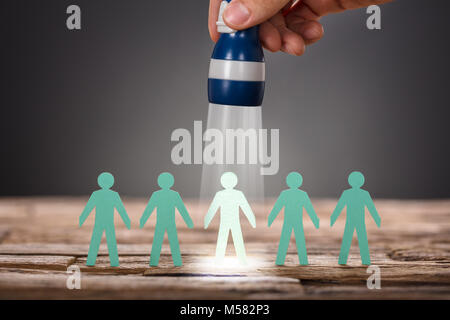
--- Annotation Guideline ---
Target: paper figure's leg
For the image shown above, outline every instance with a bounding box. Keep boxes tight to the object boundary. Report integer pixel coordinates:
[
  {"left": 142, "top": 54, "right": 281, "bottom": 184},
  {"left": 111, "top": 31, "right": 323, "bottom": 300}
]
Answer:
[
  {"left": 293, "top": 225, "right": 308, "bottom": 265},
  {"left": 86, "top": 227, "right": 104, "bottom": 266},
  {"left": 167, "top": 225, "right": 182, "bottom": 267},
  {"left": 231, "top": 226, "right": 247, "bottom": 264},
  {"left": 356, "top": 225, "right": 371, "bottom": 265},
  {"left": 105, "top": 226, "right": 119, "bottom": 267},
  {"left": 215, "top": 225, "right": 230, "bottom": 262},
  {"left": 150, "top": 227, "right": 165, "bottom": 266},
  {"left": 338, "top": 224, "right": 355, "bottom": 265},
  {"left": 275, "top": 224, "right": 292, "bottom": 265}
]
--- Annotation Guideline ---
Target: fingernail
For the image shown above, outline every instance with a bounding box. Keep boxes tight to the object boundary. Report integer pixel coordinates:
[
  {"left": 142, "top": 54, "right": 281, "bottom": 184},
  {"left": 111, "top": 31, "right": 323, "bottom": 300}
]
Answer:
[
  {"left": 283, "top": 42, "right": 305, "bottom": 56},
  {"left": 224, "top": 1, "right": 251, "bottom": 26}
]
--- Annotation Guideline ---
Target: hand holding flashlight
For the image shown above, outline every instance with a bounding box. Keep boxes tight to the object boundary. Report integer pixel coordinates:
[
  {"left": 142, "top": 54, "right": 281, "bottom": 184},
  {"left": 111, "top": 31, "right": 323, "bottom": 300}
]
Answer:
[{"left": 208, "top": 0, "right": 392, "bottom": 56}]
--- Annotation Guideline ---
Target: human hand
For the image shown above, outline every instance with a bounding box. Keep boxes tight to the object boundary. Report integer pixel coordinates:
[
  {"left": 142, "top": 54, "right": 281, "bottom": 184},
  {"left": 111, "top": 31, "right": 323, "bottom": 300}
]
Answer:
[{"left": 209, "top": 0, "right": 392, "bottom": 56}]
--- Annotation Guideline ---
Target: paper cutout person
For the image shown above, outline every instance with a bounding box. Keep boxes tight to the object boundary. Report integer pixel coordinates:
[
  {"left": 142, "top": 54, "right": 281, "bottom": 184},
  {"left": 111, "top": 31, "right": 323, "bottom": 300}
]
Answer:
[
  {"left": 204, "top": 172, "right": 256, "bottom": 264},
  {"left": 140, "top": 172, "right": 194, "bottom": 267},
  {"left": 330, "top": 171, "right": 381, "bottom": 265},
  {"left": 79, "top": 172, "right": 131, "bottom": 267},
  {"left": 268, "top": 172, "right": 320, "bottom": 266}
]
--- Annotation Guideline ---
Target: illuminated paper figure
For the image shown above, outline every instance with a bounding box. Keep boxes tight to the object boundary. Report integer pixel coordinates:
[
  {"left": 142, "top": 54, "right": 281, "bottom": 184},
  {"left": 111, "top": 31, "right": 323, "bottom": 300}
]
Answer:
[
  {"left": 330, "top": 171, "right": 381, "bottom": 265},
  {"left": 140, "top": 172, "right": 194, "bottom": 267},
  {"left": 204, "top": 172, "right": 256, "bottom": 264},
  {"left": 79, "top": 172, "right": 131, "bottom": 267},
  {"left": 268, "top": 172, "right": 320, "bottom": 265}
]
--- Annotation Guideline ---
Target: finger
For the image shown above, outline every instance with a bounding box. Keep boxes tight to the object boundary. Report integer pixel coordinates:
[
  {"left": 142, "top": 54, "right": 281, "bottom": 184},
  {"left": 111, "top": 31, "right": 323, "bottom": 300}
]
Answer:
[
  {"left": 209, "top": 0, "right": 223, "bottom": 42},
  {"left": 287, "top": 20, "right": 324, "bottom": 45},
  {"left": 287, "top": 1, "right": 320, "bottom": 21},
  {"left": 259, "top": 21, "right": 282, "bottom": 52},
  {"left": 223, "top": 0, "right": 291, "bottom": 30},
  {"left": 279, "top": 25, "right": 306, "bottom": 56},
  {"left": 270, "top": 13, "right": 305, "bottom": 56}
]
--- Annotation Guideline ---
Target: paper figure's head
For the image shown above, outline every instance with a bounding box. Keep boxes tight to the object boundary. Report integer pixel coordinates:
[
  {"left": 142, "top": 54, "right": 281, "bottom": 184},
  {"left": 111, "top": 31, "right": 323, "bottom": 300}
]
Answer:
[
  {"left": 221, "top": 172, "right": 238, "bottom": 189},
  {"left": 158, "top": 172, "right": 174, "bottom": 189},
  {"left": 98, "top": 172, "right": 114, "bottom": 189},
  {"left": 287, "top": 171, "right": 303, "bottom": 189},
  {"left": 348, "top": 171, "right": 365, "bottom": 188}
]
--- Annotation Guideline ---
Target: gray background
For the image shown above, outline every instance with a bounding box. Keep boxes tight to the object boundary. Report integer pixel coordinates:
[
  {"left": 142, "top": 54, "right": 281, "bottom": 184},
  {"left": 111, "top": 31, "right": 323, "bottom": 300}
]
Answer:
[{"left": 2, "top": 0, "right": 449, "bottom": 199}]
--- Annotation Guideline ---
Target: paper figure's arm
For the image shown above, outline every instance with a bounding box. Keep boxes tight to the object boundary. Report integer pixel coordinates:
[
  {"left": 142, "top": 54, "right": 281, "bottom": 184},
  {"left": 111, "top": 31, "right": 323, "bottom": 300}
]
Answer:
[
  {"left": 240, "top": 192, "right": 256, "bottom": 228},
  {"left": 365, "top": 191, "right": 381, "bottom": 228},
  {"left": 330, "top": 192, "right": 346, "bottom": 227},
  {"left": 176, "top": 193, "right": 194, "bottom": 229},
  {"left": 79, "top": 193, "right": 96, "bottom": 227},
  {"left": 140, "top": 194, "right": 157, "bottom": 228},
  {"left": 304, "top": 193, "right": 320, "bottom": 229},
  {"left": 268, "top": 193, "right": 284, "bottom": 227},
  {"left": 204, "top": 194, "right": 220, "bottom": 229},
  {"left": 115, "top": 193, "right": 131, "bottom": 229}
]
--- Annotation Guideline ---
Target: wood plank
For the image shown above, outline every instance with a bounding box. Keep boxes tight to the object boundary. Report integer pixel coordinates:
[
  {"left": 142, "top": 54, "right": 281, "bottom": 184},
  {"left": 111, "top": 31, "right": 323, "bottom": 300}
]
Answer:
[
  {"left": 260, "top": 263, "right": 450, "bottom": 285},
  {"left": 0, "top": 198, "right": 31, "bottom": 218},
  {"left": 0, "top": 267, "right": 68, "bottom": 275},
  {"left": 0, "top": 197, "right": 448, "bottom": 299},
  {"left": 0, "top": 272, "right": 303, "bottom": 299},
  {"left": 76, "top": 256, "right": 149, "bottom": 275},
  {"left": 0, "top": 255, "right": 76, "bottom": 271},
  {"left": 302, "top": 283, "right": 450, "bottom": 299},
  {"left": 387, "top": 246, "right": 450, "bottom": 262},
  {"left": 0, "top": 244, "right": 150, "bottom": 256},
  {"left": 0, "top": 227, "right": 9, "bottom": 243},
  {"left": 0, "top": 243, "right": 279, "bottom": 257},
  {"left": 0, "top": 243, "right": 220, "bottom": 256},
  {"left": 0, "top": 270, "right": 448, "bottom": 299}
]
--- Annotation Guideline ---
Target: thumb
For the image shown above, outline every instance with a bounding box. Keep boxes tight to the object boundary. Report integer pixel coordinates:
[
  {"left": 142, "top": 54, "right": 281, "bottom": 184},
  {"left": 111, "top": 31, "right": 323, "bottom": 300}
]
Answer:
[{"left": 223, "top": 0, "right": 291, "bottom": 30}]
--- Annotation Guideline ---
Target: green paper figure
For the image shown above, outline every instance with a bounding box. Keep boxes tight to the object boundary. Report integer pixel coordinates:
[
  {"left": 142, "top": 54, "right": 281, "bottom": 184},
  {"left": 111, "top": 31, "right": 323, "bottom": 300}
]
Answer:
[
  {"left": 330, "top": 171, "right": 381, "bottom": 265},
  {"left": 268, "top": 172, "right": 320, "bottom": 266},
  {"left": 140, "top": 172, "right": 194, "bottom": 267},
  {"left": 204, "top": 172, "right": 256, "bottom": 264},
  {"left": 79, "top": 172, "right": 131, "bottom": 267}
]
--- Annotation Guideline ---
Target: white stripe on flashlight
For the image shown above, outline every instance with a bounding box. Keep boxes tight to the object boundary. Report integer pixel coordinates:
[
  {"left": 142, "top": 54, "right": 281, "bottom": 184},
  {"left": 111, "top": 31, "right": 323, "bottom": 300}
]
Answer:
[{"left": 209, "top": 59, "right": 265, "bottom": 82}]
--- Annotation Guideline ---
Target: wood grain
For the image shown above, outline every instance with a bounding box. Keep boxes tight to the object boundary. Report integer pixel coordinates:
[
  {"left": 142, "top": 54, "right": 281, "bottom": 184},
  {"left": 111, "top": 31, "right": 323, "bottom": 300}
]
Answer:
[
  {"left": 0, "top": 255, "right": 76, "bottom": 271},
  {"left": 0, "top": 197, "right": 448, "bottom": 299}
]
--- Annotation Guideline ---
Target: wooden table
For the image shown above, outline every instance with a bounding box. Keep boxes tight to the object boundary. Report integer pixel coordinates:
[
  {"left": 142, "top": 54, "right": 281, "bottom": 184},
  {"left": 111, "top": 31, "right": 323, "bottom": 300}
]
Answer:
[{"left": 0, "top": 197, "right": 449, "bottom": 299}]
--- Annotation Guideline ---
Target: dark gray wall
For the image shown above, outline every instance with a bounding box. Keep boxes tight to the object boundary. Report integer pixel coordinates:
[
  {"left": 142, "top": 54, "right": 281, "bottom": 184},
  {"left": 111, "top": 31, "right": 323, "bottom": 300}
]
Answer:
[{"left": 2, "top": 0, "right": 449, "bottom": 198}]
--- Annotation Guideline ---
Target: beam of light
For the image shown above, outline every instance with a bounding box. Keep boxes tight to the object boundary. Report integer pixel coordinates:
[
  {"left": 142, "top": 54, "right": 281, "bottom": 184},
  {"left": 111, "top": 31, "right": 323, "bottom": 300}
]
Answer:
[{"left": 200, "top": 104, "right": 264, "bottom": 204}]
